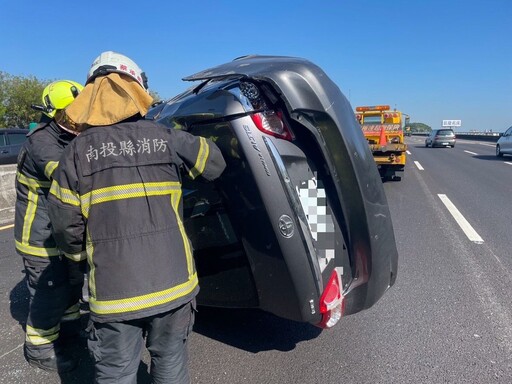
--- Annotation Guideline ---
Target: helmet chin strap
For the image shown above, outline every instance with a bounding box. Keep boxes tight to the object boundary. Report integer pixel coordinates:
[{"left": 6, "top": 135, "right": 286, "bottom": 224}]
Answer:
[{"left": 57, "top": 122, "right": 79, "bottom": 136}]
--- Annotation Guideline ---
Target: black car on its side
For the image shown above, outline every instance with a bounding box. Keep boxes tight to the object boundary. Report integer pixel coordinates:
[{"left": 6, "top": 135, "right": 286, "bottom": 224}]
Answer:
[
  {"left": 0, "top": 128, "right": 29, "bottom": 165},
  {"left": 146, "top": 55, "right": 399, "bottom": 329}
]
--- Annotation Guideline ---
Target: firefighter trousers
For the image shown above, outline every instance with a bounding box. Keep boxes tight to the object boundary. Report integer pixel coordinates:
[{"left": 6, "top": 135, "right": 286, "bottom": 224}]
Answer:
[
  {"left": 22, "top": 255, "right": 84, "bottom": 359},
  {"left": 87, "top": 300, "right": 196, "bottom": 384}
]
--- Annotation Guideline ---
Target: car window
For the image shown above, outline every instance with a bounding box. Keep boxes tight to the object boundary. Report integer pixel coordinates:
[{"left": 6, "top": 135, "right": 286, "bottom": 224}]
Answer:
[
  {"left": 437, "top": 129, "right": 454, "bottom": 136},
  {"left": 7, "top": 132, "right": 27, "bottom": 145},
  {"left": 0, "top": 133, "right": 6, "bottom": 146},
  {"left": 362, "top": 116, "right": 382, "bottom": 124},
  {"left": 182, "top": 122, "right": 239, "bottom": 250}
]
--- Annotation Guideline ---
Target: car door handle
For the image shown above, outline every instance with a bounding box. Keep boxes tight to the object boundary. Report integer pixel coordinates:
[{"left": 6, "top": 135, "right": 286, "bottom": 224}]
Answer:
[{"left": 1, "top": 150, "right": 9, "bottom": 154}]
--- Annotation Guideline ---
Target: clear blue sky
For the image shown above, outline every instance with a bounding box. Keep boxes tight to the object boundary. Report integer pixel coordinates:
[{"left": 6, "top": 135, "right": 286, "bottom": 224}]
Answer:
[{"left": 1, "top": 0, "right": 510, "bottom": 132}]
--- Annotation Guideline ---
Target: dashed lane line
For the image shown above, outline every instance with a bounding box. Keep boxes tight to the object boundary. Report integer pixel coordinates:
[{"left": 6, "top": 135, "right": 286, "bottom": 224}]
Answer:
[
  {"left": 406, "top": 150, "right": 411, "bottom": 155},
  {"left": 414, "top": 161, "right": 424, "bottom": 170},
  {"left": 438, "top": 194, "right": 484, "bottom": 244},
  {"left": 464, "top": 150, "right": 478, "bottom": 155},
  {"left": 0, "top": 224, "right": 14, "bottom": 231},
  {"left": 505, "top": 162, "right": 512, "bottom": 166}
]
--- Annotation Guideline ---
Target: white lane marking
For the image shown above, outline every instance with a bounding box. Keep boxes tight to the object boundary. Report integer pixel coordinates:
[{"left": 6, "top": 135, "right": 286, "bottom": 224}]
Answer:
[
  {"left": 505, "top": 162, "right": 512, "bottom": 166},
  {"left": 406, "top": 150, "right": 411, "bottom": 155},
  {"left": 438, "top": 194, "right": 484, "bottom": 244},
  {"left": 415, "top": 173, "right": 512, "bottom": 355},
  {"left": 0, "top": 224, "right": 14, "bottom": 231},
  {"left": 414, "top": 161, "right": 424, "bottom": 170},
  {"left": 479, "top": 143, "right": 497, "bottom": 147},
  {"left": 464, "top": 150, "right": 478, "bottom": 155}
]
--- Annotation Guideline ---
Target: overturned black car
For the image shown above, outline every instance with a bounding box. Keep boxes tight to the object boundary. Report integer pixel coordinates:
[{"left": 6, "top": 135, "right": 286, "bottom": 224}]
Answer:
[{"left": 146, "top": 55, "right": 398, "bottom": 329}]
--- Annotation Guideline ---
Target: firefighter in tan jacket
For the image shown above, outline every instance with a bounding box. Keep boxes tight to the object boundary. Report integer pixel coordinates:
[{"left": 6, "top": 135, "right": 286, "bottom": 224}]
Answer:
[{"left": 48, "top": 51, "right": 226, "bottom": 384}]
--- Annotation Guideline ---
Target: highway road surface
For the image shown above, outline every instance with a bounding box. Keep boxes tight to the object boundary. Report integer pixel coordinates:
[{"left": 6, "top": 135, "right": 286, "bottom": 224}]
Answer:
[{"left": 1, "top": 136, "right": 511, "bottom": 383}]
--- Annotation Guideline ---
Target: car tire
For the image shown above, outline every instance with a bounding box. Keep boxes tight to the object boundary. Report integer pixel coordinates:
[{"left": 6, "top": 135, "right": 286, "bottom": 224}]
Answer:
[
  {"left": 425, "top": 141, "right": 428, "bottom": 148},
  {"left": 496, "top": 145, "right": 503, "bottom": 157},
  {"left": 451, "top": 145, "right": 455, "bottom": 148}
]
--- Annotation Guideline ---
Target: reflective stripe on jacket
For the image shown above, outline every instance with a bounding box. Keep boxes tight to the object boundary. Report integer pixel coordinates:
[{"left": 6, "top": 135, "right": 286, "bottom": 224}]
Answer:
[
  {"left": 48, "top": 119, "right": 226, "bottom": 323},
  {"left": 14, "top": 122, "right": 75, "bottom": 257}
]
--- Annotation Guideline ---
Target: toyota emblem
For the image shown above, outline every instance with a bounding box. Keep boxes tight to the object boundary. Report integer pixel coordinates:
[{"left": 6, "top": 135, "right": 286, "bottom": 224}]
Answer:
[{"left": 278, "top": 215, "right": 294, "bottom": 238}]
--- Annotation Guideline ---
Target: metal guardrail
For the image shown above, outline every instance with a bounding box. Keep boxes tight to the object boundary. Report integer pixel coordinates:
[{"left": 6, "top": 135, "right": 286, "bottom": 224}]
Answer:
[{"left": 411, "top": 132, "right": 501, "bottom": 143}]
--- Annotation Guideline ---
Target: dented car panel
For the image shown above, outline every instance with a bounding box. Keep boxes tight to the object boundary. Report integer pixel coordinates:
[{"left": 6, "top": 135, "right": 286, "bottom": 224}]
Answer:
[{"left": 146, "top": 55, "right": 398, "bottom": 326}]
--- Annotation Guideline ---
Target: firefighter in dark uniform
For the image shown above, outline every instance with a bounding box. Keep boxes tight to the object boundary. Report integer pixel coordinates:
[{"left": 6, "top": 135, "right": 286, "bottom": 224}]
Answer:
[
  {"left": 48, "top": 51, "right": 226, "bottom": 384},
  {"left": 14, "top": 80, "right": 85, "bottom": 372}
]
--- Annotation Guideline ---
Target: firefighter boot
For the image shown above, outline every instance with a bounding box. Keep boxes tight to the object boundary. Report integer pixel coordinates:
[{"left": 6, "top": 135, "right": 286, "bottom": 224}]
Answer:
[{"left": 24, "top": 344, "right": 78, "bottom": 373}]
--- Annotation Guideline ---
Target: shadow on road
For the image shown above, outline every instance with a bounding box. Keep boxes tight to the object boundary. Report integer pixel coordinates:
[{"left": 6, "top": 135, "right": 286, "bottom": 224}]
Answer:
[
  {"left": 9, "top": 277, "right": 152, "bottom": 383},
  {"left": 193, "top": 306, "right": 322, "bottom": 353},
  {"left": 9, "top": 277, "right": 29, "bottom": 326},
  {"left": 472, "top": 155, "right": 510, "bottom": 162},
  {"left": 9, "top": 275, "right": 321, "bottom": 381},
  {"left": 413, "top": 145, "right": 455, "bottom": 149}
]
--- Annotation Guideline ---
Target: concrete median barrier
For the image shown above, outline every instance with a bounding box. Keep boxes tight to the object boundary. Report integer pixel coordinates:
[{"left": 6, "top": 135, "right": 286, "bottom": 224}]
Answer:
[{"left": 0, "top": 164, "right": 16, "bottom": 225}]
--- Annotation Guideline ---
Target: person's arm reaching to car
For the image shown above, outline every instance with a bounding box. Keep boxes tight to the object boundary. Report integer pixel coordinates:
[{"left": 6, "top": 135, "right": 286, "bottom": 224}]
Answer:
[{"left": 169, "top": 128, "right": 226, "bottom": 181}]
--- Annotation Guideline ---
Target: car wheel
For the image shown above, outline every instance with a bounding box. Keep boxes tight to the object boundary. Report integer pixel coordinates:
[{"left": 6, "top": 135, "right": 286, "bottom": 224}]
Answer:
[
  {"left": 496, "top": 145, "right": 503, "bottom": 157},
  {"left": 451, "top": 145, "right": 455, "bottom": 148},
  {"left": 425, "top": 141, "right": 428, "bottom": 148}
]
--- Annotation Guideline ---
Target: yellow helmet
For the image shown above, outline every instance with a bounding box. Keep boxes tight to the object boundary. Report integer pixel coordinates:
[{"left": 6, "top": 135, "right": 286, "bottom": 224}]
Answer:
[{"left": 41, "top": 80, "right": 84, "bottom": 118}]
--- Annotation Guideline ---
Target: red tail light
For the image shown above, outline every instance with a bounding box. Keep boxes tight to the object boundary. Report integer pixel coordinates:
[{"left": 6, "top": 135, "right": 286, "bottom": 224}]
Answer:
[
  {"left": 251, "top": 111, "right": 293, "bottom": 141},
  {"left": 317, "top": 267, "right": 345, "bottom": 329}
]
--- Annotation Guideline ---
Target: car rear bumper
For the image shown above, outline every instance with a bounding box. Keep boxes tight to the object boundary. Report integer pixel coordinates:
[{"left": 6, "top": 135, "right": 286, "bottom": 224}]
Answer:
[{"left": 432, "top": 139, "right": 456, "bottom": 147}]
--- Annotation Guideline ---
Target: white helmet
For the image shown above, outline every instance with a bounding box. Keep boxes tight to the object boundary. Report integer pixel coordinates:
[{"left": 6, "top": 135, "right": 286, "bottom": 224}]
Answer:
[{"left": 86, "top": 51, "right": 148, "bottom": 90}]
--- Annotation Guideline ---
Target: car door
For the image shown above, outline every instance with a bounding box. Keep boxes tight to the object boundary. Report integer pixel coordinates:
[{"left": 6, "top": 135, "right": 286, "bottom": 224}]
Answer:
[
  {"left": 0, "top": 131, "right": 10, "bottom": 164},
  {"left": 428, "top": 130, "right": 436, "bottom": 146},
  {"left": 503, "top": 127, "right": 512, "bottom": 154},
  {"left": 0, "top": 130, "right": 27, "bottom": 164}
]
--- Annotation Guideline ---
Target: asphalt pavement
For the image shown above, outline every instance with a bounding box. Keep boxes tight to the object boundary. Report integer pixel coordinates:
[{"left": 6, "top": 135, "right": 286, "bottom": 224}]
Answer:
[{"left": 0, "top": 225, "right": 153, "bottom": 384}]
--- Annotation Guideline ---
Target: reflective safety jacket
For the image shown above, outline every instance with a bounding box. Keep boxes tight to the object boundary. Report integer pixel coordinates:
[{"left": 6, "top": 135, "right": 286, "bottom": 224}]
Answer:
[
  {"left": 14, "top": 121, "right": 76, "bottom": 257},
  {"left": 48, "top": 119, "right": 226, "bottom": 323}
]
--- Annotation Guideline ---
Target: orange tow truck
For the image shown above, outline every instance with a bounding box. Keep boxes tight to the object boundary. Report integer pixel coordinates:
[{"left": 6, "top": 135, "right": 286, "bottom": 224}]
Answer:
[{"left": 355, "top": 105, "right": 408, "bottom": 181}]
